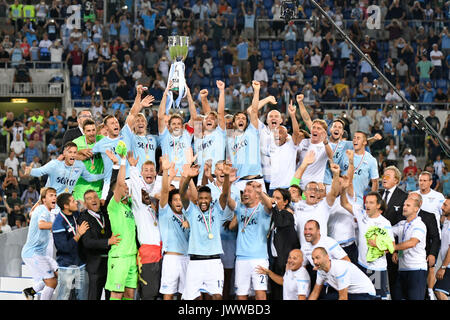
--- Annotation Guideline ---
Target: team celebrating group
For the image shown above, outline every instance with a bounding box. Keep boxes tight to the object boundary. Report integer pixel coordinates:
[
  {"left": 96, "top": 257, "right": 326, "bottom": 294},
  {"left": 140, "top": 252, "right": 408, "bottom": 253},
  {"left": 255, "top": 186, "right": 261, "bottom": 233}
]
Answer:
[{"left": 19, "top": 79, "right": 450, "bottom": 301}]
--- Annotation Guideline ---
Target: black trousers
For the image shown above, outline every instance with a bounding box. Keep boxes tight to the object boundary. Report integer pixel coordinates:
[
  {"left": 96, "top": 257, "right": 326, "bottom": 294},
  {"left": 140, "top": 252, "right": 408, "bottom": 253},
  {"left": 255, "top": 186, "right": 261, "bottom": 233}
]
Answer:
[
  {"left": 87, "top": 272, "right": 110, "bottom": 300},
  {"left": 138, "top": 261, "right": 162, "bottom": 300}
]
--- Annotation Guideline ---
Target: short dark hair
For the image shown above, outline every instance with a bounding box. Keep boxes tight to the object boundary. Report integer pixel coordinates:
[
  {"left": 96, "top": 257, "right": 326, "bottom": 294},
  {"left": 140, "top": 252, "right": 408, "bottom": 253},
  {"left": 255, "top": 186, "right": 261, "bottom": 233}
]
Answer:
[
  {"left": 306, "top": 219, "right": 320, "bottom": 230},
  {"left": 198, "top": 186, "right": 212, "bottom": 194},
  {"left": 366, "top": 191, "right": 386, "bottom": 213},
  {"left": 274, "top": 188, "right": 291, "bottom": 205},
  {"left": 83, "top": 189, "right": 97, "bottom": 200},
  {"left": 56, "top": 193, "right": 72, "bottom": 211},
  {"left": 168, "top": 189, "right": 180, "bottom": 204},
  {"left": 103, "top": 115, "right": 116, "bottom": 125},
  {"left": 64, "top": 141, "right": 78, "bottom": 151},
  {"left": 82, "top": 119, "right": 96, "bottom": 130}
]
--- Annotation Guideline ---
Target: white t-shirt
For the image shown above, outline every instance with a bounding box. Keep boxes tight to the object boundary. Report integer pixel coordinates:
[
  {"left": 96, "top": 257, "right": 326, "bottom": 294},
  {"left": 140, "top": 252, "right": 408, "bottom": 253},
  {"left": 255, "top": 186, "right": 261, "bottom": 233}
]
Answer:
[
  {"left": 296, "top": 139, "right": 328, "bottom": 190},
  {"left": 414, "top": 189, "right": 445, "bottom": 234},
  {"left": 301, "top": 235, "right": 348, "bottom": 266},
  {"left": 38, "top": 39, "right": 52, "bottom": 49},
  {"left": 385, "top": 145, "right": 398, "bottom": 160},
  {"left": 328, "top": 195, "right": 357, "bottom": 245},
  {"left": 310, "top": 53, "right": 321, "bottom": 67},
  {"left": 125, "top": 166, "right": 161, "bottom": 247},
  {"left": 269, "top": 138, "right": 298, "bottom": 189},
  {"left": 283, "top": 267, "right": 311, "bottom": 300},
  {"left": 10, "top": 140, "right": 26, "bottom": 156},
  {"left": 50, "top": 47, "right": 63, "bottom": 62},
  {"left": 254, "top": 68, "right": 268, "bottom": 82},
  {"left": 294, "top": 199, "right": 335, "bottom": 247},
  {"left": 392, "top": 216, "right": 427, "bottom": 271},
  {"left": 352, "top": 204, "right": 394, "bottom": 271},
  {"left": 430, "top": 50, "right": 443, "bottom": 67},
  {"left": 4, "top": 157, "right": 19, "bottom": 176},
  {"left": 316, "top": 259, "right": 376, "bottom": 296}
]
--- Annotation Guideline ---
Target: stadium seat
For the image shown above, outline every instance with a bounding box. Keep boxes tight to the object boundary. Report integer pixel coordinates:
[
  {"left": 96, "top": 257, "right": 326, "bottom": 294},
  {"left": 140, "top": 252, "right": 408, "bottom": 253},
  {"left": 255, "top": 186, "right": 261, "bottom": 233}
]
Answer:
[
  {"left": 70, "top": 76, "right": 80, "bottom": 86},
  {"left": 210, "top": 49, "right": 218, "bottom": 59},
  {"left": 259, "top": 41, "right": 270, "bottom": 51},
  {"left": 261, "top": 50, "right": 272, "bottom": 60},
  {"left": 264, "top": 59, "right": 274, "bottom": 70},
  {"left": 272, "top": 41, "right": 282, "bottom": 51},
  {"left": 212, "top": 67, "right": 223, "bottom": 77},
  {"left": 437, "top": 79, "right": 448, "bottom": 89},
  {"left": 201, "top": 77, "right": 211, "bottom": 87}
]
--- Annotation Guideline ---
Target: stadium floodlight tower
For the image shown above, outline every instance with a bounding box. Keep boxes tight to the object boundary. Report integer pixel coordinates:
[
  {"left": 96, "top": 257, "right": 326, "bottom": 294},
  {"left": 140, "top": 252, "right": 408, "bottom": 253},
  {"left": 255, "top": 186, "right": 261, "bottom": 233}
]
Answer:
[{"left": 282, "top": 0, "right": 450, "bottom": 157}]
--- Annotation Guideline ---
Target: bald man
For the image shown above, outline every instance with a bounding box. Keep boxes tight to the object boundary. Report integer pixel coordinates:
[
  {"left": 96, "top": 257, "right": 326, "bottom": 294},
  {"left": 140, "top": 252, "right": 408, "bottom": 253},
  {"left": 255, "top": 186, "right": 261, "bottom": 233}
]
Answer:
[
  {"left": 309, "top": 247, "right": 376, "bottom": 300},
  {"left": 256, "top": 249, "right": 311, "bottom": 300}
]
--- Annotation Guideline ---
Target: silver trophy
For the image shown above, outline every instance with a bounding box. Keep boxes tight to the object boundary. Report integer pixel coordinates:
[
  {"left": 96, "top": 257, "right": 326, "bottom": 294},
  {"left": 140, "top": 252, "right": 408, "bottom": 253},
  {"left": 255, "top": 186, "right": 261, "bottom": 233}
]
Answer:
[{"left": 167, "top": 36, "right": 189, "bottom": 93}]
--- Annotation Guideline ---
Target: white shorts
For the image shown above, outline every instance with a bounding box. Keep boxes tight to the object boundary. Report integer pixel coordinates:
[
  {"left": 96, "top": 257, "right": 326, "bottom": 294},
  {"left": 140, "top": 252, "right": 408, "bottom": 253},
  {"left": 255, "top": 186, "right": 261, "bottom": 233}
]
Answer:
[
  {"left": 234, "top": 178, "right": 266, "bottom": 193},
  {"left": 220, "top": 239, "right": 236, "bottom": 269},
  {"left": 182, "top": 258, "right": 224, "bottom": 300},
  {"left": 235, "top": 258, "right": 269, "bottom": 296},
  {"left": 72, "top": 64, "right": 82, "bottom": 76},
  {"left": 159, "top": 254, "right": 189, "bottom": 295},
  {"left": 23, "top": 255, "right": 58, "bottom": 283}
]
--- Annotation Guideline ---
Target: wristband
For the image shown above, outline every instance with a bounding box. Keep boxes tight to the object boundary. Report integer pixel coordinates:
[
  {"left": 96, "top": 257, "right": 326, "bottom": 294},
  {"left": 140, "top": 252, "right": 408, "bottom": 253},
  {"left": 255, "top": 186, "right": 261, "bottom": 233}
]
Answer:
[{"left": 120, "top": 159, "right": 126, "bottom": 166}]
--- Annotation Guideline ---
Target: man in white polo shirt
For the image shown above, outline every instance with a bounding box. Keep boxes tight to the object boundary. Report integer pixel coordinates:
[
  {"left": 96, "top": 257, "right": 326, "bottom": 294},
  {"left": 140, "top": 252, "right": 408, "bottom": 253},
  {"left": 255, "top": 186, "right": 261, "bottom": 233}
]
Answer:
[
  {"left": 391, "top": 197, "right": 428, "bottom": 300},
  {"left": 414, "top": 171, "right": 445, "bottom": 235},
  {"left": 340, "top": 190, "right": 394, "bottom": 300},
  {"left": 308, "top": 247, "right": 376, "bottom": 300},
  {"left": 293, "top": 163, "right": 341, "bottom": 248},
  {"left": 430, "top": 43, "right": 444, "bottom": 80}
]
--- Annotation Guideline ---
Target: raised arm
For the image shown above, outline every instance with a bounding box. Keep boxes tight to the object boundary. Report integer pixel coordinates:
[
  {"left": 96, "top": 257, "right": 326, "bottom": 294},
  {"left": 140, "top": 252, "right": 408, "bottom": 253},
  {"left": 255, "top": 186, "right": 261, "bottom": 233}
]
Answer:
[
  {"left": 345, "top": 149, "right": 355, "bottom": 197},
  {"left": 340, "top": 184, "right": 354, "bottom": 215},
  {"left": 200, "top": 89, "right": 211, "bottom": 114},
  {"left": 186, "top": 86, "right": 197, "bottom": 128},
  {"left": 113, "top": 153, "right": 128, "bottom": 203},
  {"left": 219, "top": 162, "right": 232, "bottom": 210},
  {"left": 249, "top": 81, "right": 261, "bottom": 129},
  {"left": 246, "top": 95, "right": 277, "bottom": 115},
  {"left": 179, "top": 164, "right": 199, "bottom": 209},
  {"left": 287, "top": 99, "right": 301, "bottom": 145},
  {"left": 159, "top": 154, "right": 173, "bottom": 208},
  {"left": 216, "top": 80, "right": 226, "bottom": 130},
  {"left": 326, "top": 163, "right": 341, "bottom": 206},
  {"left": 158, "top": 82, "right": 172, "bottom": 134},
  {"left": 296, "top": 94, "right": 312, "bottom": 131},
  {"left": 291, "top": 150, "right": 315, "bottom": 186},
  {"left": 126, "top": 85, "right": 155, "bottom": 127},
  {"left": 254, "top": 182, "right": 273, "bottom": 213}
]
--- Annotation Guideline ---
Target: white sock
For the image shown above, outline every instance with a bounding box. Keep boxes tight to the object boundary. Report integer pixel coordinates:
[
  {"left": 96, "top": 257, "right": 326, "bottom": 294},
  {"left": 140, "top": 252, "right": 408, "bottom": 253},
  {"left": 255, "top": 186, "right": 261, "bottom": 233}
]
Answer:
[
  {"left": 428, "top": 288, "right": 436, "bottom": 300},
  {"left": 32, "top": 281, "right": 45, "bottom": 293},
  {"left": 41, "top": 286, "right": 55, "bottom": 300}
]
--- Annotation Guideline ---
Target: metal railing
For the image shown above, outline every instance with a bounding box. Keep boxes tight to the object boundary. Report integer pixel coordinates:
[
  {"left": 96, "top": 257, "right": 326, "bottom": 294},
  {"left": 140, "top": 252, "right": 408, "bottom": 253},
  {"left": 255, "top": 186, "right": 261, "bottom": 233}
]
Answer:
[
  {"left": 255, "top": 17, "right": 449, "bottom": 41},
  {"left": 0, "top": 82, "right": 65, "bottom": 97},
  {"left": 0, "top": 61, "right": 67, "bottom": 70}
]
